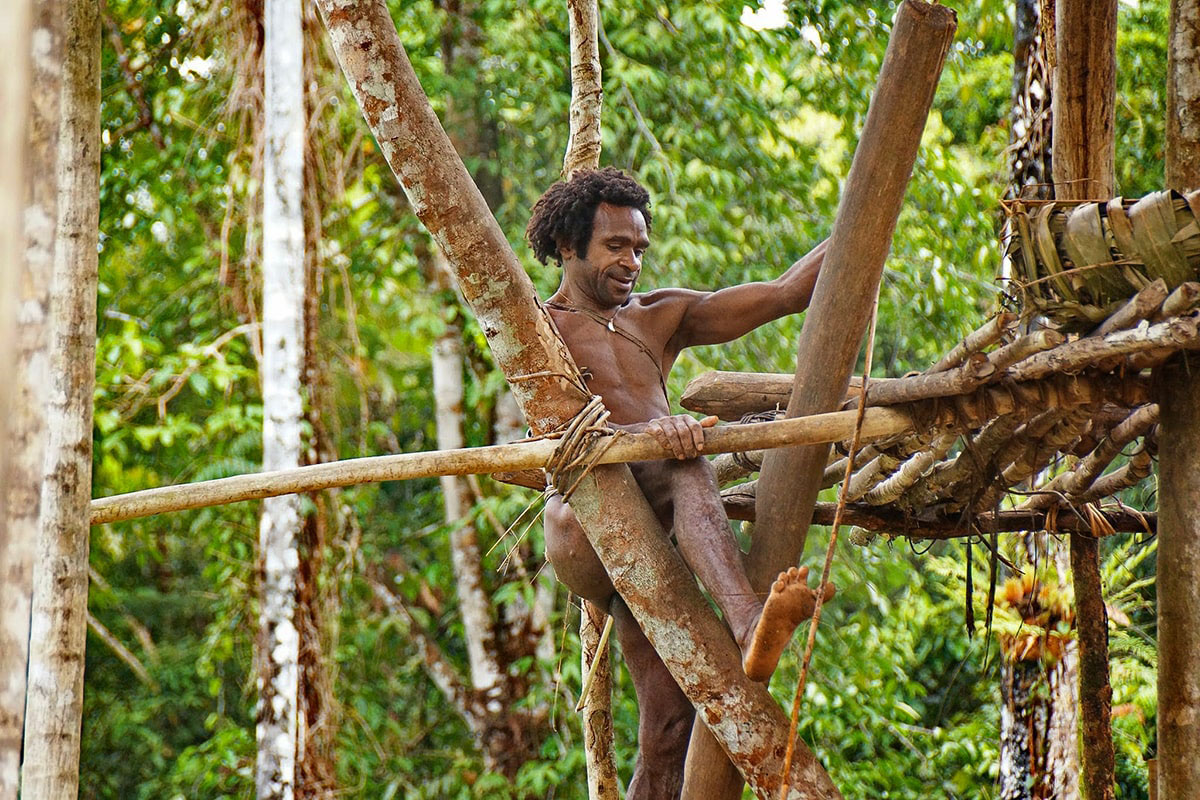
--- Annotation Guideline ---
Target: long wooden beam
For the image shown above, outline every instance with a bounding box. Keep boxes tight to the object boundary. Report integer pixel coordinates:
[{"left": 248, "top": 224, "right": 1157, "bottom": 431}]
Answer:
[
  {"left": 685, "top": 3, "right": 958, "bottom": 797},
  {"left": 90, "top": 407, "right": 914, "bottom": 525}
]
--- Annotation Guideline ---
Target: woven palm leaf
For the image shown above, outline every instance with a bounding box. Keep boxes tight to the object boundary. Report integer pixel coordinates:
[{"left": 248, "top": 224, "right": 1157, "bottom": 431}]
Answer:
[{"left": 1005, "top": 188, "right": 1200, "bottom": 328}]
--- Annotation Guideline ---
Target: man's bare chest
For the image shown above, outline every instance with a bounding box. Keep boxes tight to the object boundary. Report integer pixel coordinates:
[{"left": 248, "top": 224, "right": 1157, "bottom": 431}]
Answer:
[{"left": 548, "top": 307, "right": 672, "bottom": 418}]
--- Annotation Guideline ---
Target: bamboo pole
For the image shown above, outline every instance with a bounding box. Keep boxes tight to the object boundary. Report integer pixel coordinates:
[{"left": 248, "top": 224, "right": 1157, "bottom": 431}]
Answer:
[
  {"left": 685, "top": 4, "right": 958, "bottom": 797},
  {"left": 91, "top": 407, "right": 916, "bottom": 526}
]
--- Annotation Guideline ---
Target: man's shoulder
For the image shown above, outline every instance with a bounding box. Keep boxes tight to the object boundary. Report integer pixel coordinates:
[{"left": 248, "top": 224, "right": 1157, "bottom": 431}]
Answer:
[{"left": 630, "top": 286, "right": 704, "bottom": 311}]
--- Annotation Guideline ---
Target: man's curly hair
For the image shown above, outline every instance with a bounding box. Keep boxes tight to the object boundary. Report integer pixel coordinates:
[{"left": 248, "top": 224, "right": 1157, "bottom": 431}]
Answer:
[{"left": 526, "top": 167, "right": 652, "bottom": 265}]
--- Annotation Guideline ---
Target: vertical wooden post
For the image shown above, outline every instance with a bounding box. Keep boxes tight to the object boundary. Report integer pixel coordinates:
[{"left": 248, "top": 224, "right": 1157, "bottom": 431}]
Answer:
[
  {"left": 20, "top": 0, "right": 100, "bottom": 796},
  {"left": 316, "top": 1, "right": 840, "bottom": 795},
  {"left": 0, "top": 2, "right": 35, "bottom": 798},
  {"left": 1157, "top": 2, "right": 1200, "bottom": 796},
  {"left": 683, "top": 4, "right": 957, "bottom": 798},
  {"left": 1052, "top": 2, "right": 1117, "bottom": 798},
  {"left": 559, "top": 2, "right": 619, "bottom": 796}
]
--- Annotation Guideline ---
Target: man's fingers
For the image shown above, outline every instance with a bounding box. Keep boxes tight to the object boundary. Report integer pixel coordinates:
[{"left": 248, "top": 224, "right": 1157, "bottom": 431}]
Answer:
[
  {"left": 684, "top": 415, "right": 705, "bottom": 454},
  {"left": 700, "top": 415, "right": 719, "bottom": 428}
]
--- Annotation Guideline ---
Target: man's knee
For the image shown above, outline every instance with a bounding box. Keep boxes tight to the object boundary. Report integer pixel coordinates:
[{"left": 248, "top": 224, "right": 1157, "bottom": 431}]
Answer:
[
  {"left": 544, "top": 498, "right": 613, "bottom": 605},
  {"left": 639, "top": 700, "right": 693, "bottom": 763}
]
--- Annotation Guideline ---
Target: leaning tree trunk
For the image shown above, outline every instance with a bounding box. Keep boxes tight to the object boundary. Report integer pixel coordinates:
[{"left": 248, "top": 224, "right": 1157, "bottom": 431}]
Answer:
[
  {"left": 1051, "top": 2, "right": 1117, "bottom": 797},
  {"left": 685, "top": 4, "right": 957, "bottom": 797},
  {"left": 1156, "top": 1, "right": 1200, "bottom": 796},
  {"left": 20, "top": 0, "right": 100, "bottom": 796},
  {"left": 256, "top": 0, "right": 306, "bottom": 795},
  {"left": 316, "top": 1, "right": 840, "bottom": 795},
  {"left": 0, "top": 1, "right": 36, "bottom": 797}
]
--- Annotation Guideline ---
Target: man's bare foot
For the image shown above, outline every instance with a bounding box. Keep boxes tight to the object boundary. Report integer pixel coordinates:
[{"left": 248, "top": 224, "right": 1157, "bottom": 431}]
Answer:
[{"left": 741, "top": 566, "right": 836, "bottom": 682}]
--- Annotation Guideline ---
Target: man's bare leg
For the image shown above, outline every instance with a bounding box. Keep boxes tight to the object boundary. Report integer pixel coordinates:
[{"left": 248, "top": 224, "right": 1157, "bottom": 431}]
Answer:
[
  {"left": 613, "top": 599, "right": 693, "bottom": 800},
  {"left": 545, "top": 496, "right": 694, "bottom": 800},
  {"left": 642, "top": 458, "right": 833, "bottom": 682}
]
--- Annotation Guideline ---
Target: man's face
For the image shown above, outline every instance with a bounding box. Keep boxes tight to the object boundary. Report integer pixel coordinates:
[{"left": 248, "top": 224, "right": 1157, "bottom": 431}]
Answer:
[{"left": 560, "top": 202, "right": 650, "bottom": 309}]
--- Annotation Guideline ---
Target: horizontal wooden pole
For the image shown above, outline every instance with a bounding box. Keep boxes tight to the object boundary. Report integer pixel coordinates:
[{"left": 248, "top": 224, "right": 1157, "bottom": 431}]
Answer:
[
  {"left": 721, "top": 487, "right": 1157, "bottom": 538},
  {"left": 90, "top": 406, "right": 915, "bottom": 525}
]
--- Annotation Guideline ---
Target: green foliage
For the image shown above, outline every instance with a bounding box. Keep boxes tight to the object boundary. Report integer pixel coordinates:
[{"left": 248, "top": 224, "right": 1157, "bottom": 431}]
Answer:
[{"left": 84, "top": 0, "right": 1167, "bottom": 797}]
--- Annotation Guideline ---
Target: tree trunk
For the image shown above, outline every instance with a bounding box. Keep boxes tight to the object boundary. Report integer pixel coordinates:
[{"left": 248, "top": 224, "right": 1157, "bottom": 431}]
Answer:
[
  {"left": 1051, "top": 3, "right": 1117, "bottom": 797},
  {"left": 0, "top": 5, "right": 34, "bottom": 799},
  {"left": 1156, "top": 4, "right": 1200, "bottom": 794},
  {"left": 1009, "top": 0, "right": 1053, "bottom": 197},
  {"left": 1001, "top": 4, "right": 1079, "bottom": 794},
  {"left": 559, "top": 4, "right": 618, "bottom": 796},
  {"left": 686, "top": 3, "right": 957, "bottom": 797},
  {"left": 430, "top": 254, "right": 506, "bottom": 705},
  {"left": 315, "top": 1, "right": 840, "bottom": 794},
  {"left": 20, "top": 0, "right": 100, "bottom": 796},
  {"left": 0, "top": 3, "right": 50, "bottom": 797},
  {"left": 256, "top": 0, "right": 306, "bottom": 795},
  {"left": 999, "top": 659, "right": 1045, "bottom": 800}
]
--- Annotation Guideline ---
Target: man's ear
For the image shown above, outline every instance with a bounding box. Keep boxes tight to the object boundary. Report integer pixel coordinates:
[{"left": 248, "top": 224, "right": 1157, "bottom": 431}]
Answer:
[{"left": 556, "top": 238, "right": 576, "bottom": 262}]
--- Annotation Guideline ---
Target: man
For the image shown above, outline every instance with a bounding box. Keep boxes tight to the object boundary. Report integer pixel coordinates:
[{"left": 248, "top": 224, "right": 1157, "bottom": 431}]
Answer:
[{"left": 527, "top": 167, "right": 832, "bottom": 799}]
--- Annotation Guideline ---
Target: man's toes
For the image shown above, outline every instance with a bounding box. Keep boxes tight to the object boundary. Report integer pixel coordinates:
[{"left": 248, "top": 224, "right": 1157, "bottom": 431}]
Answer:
[{"left": 821, "top": 581, "right": 837, "bottom": 602}]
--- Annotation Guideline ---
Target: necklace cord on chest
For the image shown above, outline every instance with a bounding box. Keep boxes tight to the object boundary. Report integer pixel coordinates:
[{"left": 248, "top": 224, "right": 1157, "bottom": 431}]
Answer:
[{"left": 544, "top": 300, "right": 671, "bottom": 404}]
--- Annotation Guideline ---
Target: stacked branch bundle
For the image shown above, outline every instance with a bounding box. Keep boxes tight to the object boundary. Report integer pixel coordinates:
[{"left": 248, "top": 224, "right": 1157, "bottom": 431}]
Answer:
[{"left": 685, "top": 189, "right": 1200, "bottom": 540}]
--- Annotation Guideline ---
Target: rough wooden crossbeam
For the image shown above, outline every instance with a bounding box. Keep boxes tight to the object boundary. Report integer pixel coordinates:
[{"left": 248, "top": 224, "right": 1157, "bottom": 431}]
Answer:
[{"left": 719, "top": 487, "right": 1157, "bottom": 538}]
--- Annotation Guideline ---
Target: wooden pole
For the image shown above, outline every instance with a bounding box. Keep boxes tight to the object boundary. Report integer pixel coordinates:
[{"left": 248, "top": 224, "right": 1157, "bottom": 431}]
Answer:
[
  {"left": 1052, "top": 1, "right": 1117, "bottom": 797},
  {"left": 684, "top": 3, "right": 957, "bottom": 797},
  {"left": 1157, "top": 2, "right": 1200, "bottom": 796},
  {"left": 90, "top": 407, "right": 915, "bottom": 526},
  {"left": 314, "top": 2, "right": 840, "bottom": 794}
]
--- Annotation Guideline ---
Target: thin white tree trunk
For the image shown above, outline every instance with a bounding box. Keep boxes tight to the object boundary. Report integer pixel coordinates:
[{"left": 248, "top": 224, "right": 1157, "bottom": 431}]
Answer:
[
  {"left": 431, "top": 254, "right": 504, "bottom": 698},
  {"left": 256, "top": 0, "right": 306, "bottom": 796},
  {"left": 0, "top": 1, "right": 36, "bottom": 797},
  {"left": 20, "top": 0, "right": 100, "bottom": 796}
]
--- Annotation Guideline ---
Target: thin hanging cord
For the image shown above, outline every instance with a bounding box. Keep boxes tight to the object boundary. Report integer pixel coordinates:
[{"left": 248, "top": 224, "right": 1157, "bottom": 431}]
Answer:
[{"left": 779, "top": 289, "right": 880, "bottom": 798}]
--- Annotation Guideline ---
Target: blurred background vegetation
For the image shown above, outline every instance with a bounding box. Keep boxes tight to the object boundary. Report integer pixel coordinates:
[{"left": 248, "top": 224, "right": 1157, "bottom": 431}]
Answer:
[{"left": 86, "top": 0, "right": 1166, "bottom": 797}]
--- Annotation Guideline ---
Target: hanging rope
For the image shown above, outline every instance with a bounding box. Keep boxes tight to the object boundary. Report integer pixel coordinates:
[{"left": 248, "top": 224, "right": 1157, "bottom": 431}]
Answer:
[{"left": 778, "top": 288, "right": 881, "bottom": 799}]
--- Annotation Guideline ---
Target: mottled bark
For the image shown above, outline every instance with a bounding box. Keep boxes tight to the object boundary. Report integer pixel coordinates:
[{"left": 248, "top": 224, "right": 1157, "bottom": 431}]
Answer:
[
  {"left": 0, "top": 2, "right": 50, "bottom": 796},
  {"left": 20, "top": 0, "right": 99, "bottom": 796},
  {"left": 1051, "top": 4, "right": 1117, "bottom": 797},
  {"left": 563, "top": 0, "right": 601, "bottom": 178},
  {"left": 256, "top": 0, "right": 306, "bottom": 795},
  {"left": 315, "top": 1, "right": 840, "bottom": 794},
  {"left": 1068, "top": 535, "right": 1115, "bottom": 800}
]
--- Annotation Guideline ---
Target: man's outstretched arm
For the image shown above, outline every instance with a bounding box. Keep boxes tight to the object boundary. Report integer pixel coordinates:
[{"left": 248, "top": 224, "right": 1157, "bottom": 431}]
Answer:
[{"left": 666, "top": 239, "right": 827, "bottom": 352}]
